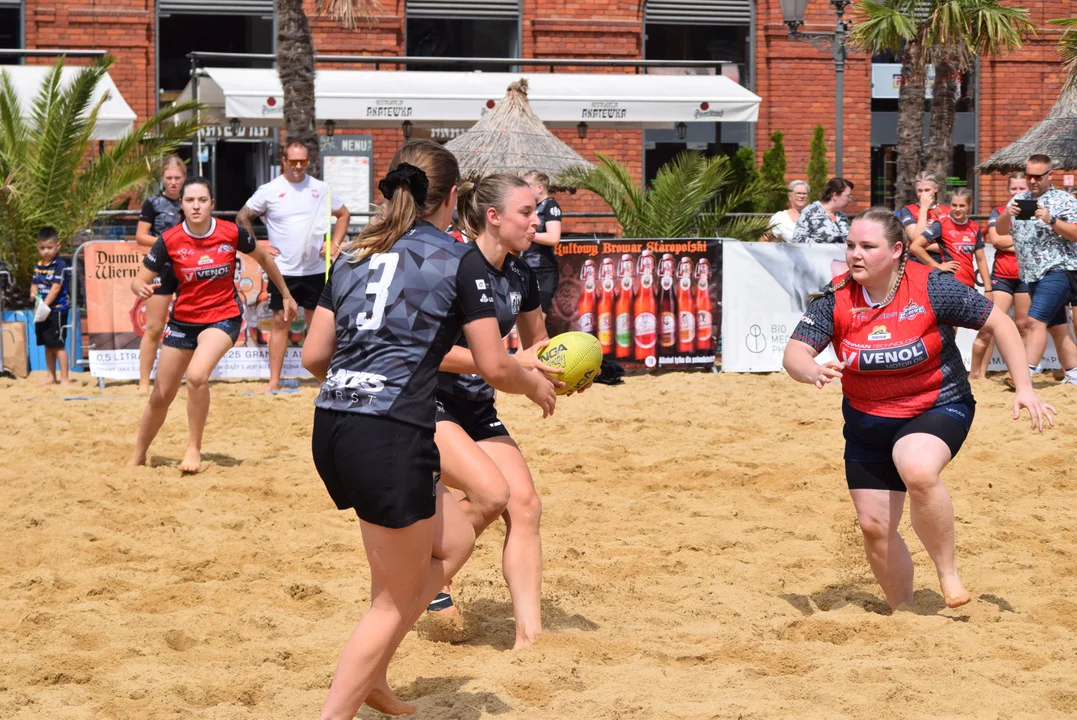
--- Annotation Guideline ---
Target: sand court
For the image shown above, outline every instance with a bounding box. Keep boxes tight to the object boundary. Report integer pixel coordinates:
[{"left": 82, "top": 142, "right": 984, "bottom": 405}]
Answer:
[{"left": 2, "top": 372, "right": 1077, "bottom": 719}]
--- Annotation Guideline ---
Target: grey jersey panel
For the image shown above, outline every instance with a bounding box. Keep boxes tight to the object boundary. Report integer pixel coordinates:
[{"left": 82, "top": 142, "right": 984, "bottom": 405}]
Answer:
[{"left": 315, "top": 222, "right": 493, "bottom": 429}]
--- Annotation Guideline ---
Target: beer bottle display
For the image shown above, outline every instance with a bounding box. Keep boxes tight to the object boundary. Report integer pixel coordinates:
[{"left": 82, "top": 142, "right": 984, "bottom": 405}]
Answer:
[
  {"left": 695, "top": 258, "right": 713, "bottom": 351},
  {"left": 576, "top": 259, "right": 597, "bottom": 335},
  {"left": 597, "top": 257, "right": 616, "bottom": 354},
  {"left": 614, "top": 253, "right": 634, "bottom": 359},
  {"left": 658, "top": 253, "right": 677, "bottom": 352},
  {"left": 676, "top": 256, "right": 696, "bottom": 353},
  {"left": 633, "top": 250, "right": 657, "bottom": 364}
]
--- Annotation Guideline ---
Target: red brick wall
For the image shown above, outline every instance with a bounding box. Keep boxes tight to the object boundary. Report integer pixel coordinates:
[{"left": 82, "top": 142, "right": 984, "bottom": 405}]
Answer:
[{"left": 755, "top": 1, "right": 872, "bottom": 215}]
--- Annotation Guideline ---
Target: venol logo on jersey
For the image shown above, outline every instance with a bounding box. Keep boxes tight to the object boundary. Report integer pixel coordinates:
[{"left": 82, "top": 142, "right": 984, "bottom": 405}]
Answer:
[
  {"left": 854, "top": 338, "right": 930, "bottom": 372},
  {"left": 868, "top": 325, "right": 891, "bottom": 341},
  {"left": 184, "top": 265, "right": 232, "bottom": 281}
]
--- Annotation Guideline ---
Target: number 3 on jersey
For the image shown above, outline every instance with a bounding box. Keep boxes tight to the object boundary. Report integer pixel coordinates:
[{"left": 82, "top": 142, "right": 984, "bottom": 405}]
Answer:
[{"left": 355, "top": 253, "right": 400, "bottom": 330}]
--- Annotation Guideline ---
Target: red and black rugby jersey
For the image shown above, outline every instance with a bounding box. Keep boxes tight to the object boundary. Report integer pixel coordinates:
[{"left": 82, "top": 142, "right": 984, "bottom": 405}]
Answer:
[
  {"left": 144, "top": 219, "right": 256, "bottom": 324},
  {"left": 899, "top": 204, "right": 950, "bottom": 230},
  {"left": 922, "top": 216, "right": 984, "bottom": 288},
  {"left": 791, "top": 262, "right": 993, "bottom": 418},
  {"left": 987, "top": 206, "right": 1020, "bottom": 280}
]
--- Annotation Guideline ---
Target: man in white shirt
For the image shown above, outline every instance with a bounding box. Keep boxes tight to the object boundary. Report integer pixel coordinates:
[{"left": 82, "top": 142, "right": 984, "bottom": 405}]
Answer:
[{"left": 237, "top": 141, "right": 351, "bottom": 391}]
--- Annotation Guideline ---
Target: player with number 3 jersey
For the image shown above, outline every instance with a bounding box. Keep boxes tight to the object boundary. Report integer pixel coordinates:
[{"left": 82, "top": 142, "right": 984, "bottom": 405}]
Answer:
[
  {"left": 301, "top": 141, "right": 556, "bottom": 719},
  {"left": 784, "top": 207, "right": 1054, "bottom": 613}
]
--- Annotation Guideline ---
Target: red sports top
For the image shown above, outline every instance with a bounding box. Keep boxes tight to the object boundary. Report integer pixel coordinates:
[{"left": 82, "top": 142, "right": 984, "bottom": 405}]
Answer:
[
  {"left": 791, "top": 262, "right": 992, "bottom": 418},
  {"left": 900, "top": 203, "right": 950, "bottom": 229},
  {"left": 987, "top": 206, "right": 1020, "bottom": 280},
  {"left": 922, "top": 216, "right": 984, "bottom": 288},
  {"left": 144, "top": 219, "right": 256, "bottom": 324}
]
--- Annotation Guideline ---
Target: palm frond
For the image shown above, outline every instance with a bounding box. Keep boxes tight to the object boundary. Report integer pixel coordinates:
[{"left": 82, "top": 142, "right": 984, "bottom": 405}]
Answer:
[
  {"left": 848, "top": 0, "right": 919, "bottom": 54},
  {"left": 1052, "top": 17, "right": 1077, "bottom": 92},
  {"left": 313, "top": 0, "right": 382, "bottom": 29}
]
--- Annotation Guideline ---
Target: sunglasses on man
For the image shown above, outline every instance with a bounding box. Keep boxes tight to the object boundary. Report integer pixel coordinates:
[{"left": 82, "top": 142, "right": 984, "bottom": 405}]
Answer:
[
  {"left": 284, "top": 159, "right": 309, "bottom": 168},
  {"left": 1024, "top": 169, "right": 1050, "bottom": 181}
]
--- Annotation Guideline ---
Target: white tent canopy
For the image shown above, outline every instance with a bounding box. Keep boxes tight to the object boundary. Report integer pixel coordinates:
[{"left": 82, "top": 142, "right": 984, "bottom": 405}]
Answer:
[
  {"left": 177, "top": 68, "right": 760, "bottom": 128},
  {"left": 1, "top": 65, "right": 137, "bottom": 140}
]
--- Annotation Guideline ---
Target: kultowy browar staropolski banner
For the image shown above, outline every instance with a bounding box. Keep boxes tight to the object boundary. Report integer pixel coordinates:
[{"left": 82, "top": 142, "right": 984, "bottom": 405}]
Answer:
[
  {"left": 550, "top": 239, "right": 720, "bottom": 372},
  {"left": 83, "top": 241, "right": 310, "bottom": 380}
]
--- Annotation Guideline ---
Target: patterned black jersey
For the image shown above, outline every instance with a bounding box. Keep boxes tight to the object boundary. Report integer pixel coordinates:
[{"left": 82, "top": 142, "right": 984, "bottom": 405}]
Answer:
[
  {"left": 315, "top": 221, "right": 497, "bottom": 429},
  {"left": 521, "top": 197, "right": 562, "bottom": 273},
  {"left": 139, "top": 193, "right": 184, "bottom": 237},
  {"left": 437, "top": 252, "right": 541, "bottom": 403}
]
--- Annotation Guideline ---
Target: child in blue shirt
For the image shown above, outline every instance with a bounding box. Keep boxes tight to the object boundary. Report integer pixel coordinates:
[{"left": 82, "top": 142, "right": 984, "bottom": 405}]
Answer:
[{"left": 31, "top": 226, "right": 70, "bottom": 385}]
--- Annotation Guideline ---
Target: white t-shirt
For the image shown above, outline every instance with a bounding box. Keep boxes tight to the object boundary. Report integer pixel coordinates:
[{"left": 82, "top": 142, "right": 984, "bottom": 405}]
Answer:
[
  {"left": 245, "top": 175, "right": 345, "bottom": 277},
  {"left": 768, "top": 209, "right": 797, "bottom": 242}
]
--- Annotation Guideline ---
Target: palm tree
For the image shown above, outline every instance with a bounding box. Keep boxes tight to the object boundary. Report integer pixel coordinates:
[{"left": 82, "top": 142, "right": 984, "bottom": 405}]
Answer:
[
  {"left": 275, "top": 0, "right": 381, "bottom": 177},
  {"left": 1054, "top": 17, "right": 1077, "bottom": 92},
  {"left": 0, "top": 56, "right": 205, "bottom": 296},
  {"left": 849, "top": 1, "right": 1032, "bottom": 205},
  {"left": 558, "top": 152, "right": 782, "bottom": 241}
]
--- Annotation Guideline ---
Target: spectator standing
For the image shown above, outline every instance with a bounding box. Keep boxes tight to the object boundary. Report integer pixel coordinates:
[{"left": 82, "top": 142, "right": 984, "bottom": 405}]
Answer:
[
  {"left": 790, "top": 177, "right": 854, "bottom": 244},
  {"left": 765, "top": 180, "right": 811, "bottom": 242},
  {"left": 237, "top": 140, "right": 351, "bottom": 392},
  {"left": 994, "top": 154, "right": 1077, "bottom": 385},
  {"left": 521, "top": 171, "right": 562, "bottom": 314},
  {"left": 31, "top": 226, "right": 70, "bottom": 386}
]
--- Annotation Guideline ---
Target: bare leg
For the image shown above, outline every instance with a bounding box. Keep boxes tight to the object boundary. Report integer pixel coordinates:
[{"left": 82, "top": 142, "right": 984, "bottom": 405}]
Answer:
[
  {"left": 139, "top": 294, "right": 171, "bottom": 393},
  {"left": 892, "top": 433, "right": 968, "bottom": 608},
  {"left": 479, "top": 437, "right": 543, "bottom": 649},
  {"left": 38, "top": 348, "right": 58, "bottom": 385},
  {"left": 1014, "top": 292, "right": 1031, "bottom": 341},
  {"left": 1049, "top": 324, "right": 1077, "bottom": 372},
  {"left": 320, "top": 518, "right": 434, "bottom": 720},
  {"left": 848, "top": 488, "right": 914, "bottom": 609},
  {"left": 178, "top": 328, "right": 234, "bottom": 474},
  {"left": 972, "top": 292, "right": 1012, "bottom": 378},
  {"left": 127, "top": 345, "right": 193, "bottom": 466},
  {"left": 265, "top": 308, "right": 289, "bottom": 393},
  {"left": 435, "top": 421, "right": 511, "bottom": 537},
  {"left": 1024, "top": 317, "right": 1050, "bottom": 367},
  {"left": 55, "top": 347, "right": 69, "bottom": 385}
]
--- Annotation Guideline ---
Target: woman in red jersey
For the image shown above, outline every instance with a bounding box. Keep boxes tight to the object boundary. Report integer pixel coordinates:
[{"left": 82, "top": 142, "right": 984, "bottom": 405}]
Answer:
[
  {"left": 128, "top": 177, "right": 297, "bottom": 473},
  {"left": 783, "top": 207, "right": 1054, "bottom": 610},
  {"left": 913, "top": 188, "right": 991, "bottom": 290},
  {"left": 971, "top": 173, "right": 1031, "bottom": 379}
]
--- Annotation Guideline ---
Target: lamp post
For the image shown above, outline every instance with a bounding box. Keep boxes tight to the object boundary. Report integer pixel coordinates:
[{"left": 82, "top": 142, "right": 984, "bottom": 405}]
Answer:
[{"left": 779, "top": 0, "right": 851, "bottom": 177}]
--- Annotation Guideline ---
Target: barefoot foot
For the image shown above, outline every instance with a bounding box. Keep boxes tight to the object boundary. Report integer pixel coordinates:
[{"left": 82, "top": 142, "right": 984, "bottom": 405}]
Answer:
[
  {"left": 178, "top": 447, "right": 201, "bottom": 474},
  {"left": 366, "top": 680, "right": 415, "bottom": 716},
  {"left": 512, "top": 630, "right": 541, "bottom": 651},
  {"left": 127, "top": 453, "right": 147, "bottom": 468},
  {"left": 37, "top": 376, "right": 57, "bottom": 386},
  {"left": 263, "top": 381, "right": 281, "bottom": 394},
  {"left": 137, "top": 382, "right": 151, "bottom": 394},
  {"left": 940, "top": 575, "right": 970, "bottom": 608}
]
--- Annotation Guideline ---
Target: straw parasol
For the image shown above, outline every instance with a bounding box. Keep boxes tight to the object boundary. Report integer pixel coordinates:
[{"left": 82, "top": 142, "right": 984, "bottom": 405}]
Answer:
[
  {"left": 445, "top": 79, "right": 593, "bottom": 188},
  {"left": 977, "top": 85, "right": 1077, "bottom": 173}
]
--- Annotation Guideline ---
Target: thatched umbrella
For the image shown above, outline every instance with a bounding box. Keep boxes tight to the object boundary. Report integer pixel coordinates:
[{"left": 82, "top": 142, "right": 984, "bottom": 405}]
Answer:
[
  {"left": 445, "top": 79, "right": 593, "bottom": 187},
  {"left": 978, "top": 85, "right": 1077, "bottom": 173}
]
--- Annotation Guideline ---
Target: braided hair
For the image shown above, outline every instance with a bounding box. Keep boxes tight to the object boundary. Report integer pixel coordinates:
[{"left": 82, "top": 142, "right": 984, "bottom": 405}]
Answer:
[{"left": 826, "top": 207, "right": 910, "bottom": 313}]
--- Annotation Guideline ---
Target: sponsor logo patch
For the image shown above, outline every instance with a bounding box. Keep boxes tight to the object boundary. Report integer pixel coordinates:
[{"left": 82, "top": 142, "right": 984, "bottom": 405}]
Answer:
[
  {"left": 217, "top": 243, "right": 234, "bottom": 254},
  {"left": 324, "top": 368, "right": 388, "bottom": 394},
  {"left": 856, "top": 339, "right": 929, "bottom": 371},
  {"left": 509, "top": 291, "right": 522, "bottom": 315},
  {"left": 197, "top": 254, "right": 213, "bottom": 265},
  {"left": 475, "top": 279, "right": 487, "bottom": 290},
  {"left": 899, "top": 301, "right": 926, "bottom": 322},
  {"left": 868, "top": 325, "right": 891, "bottom": 341},
  {"left": 479, "top": 293, "right": 492, "bottom": 303}
]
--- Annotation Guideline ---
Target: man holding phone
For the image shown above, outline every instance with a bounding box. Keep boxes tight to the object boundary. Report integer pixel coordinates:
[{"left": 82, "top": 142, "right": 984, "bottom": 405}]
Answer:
[{"left": 995, "top": 154, "right": 1077, "bottom": 384}]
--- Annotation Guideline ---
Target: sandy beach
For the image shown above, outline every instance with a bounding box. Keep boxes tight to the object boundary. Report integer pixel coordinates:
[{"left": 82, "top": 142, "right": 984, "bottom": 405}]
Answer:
[{"left": 2, "top": 370, "right": 1077, "bottom": 719}]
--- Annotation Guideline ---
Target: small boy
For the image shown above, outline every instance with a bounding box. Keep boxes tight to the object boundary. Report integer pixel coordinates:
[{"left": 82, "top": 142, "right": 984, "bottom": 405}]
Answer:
[{"left": 31, "top": 226, "right": 70, "bottom": 386}]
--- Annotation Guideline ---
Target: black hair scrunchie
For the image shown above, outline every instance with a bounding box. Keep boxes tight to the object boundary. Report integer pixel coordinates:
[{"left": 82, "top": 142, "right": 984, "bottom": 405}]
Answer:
[{"left": 378, "top": 163, "right": 430, "bottom": 207}]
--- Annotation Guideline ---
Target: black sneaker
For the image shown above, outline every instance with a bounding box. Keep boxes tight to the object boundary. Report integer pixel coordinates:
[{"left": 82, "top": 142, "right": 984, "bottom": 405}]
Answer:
[{"left": 427, "top": 592, "right": 454, "bottom": 612}]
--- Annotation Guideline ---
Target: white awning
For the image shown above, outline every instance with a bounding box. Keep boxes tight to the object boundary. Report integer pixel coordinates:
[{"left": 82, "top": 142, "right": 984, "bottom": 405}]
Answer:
[
  {"left": 177, "top": 68, "right": 760, "bottom": 128},
  {"left": 2, "top": 65, "right": 138, "bottom": 140}
]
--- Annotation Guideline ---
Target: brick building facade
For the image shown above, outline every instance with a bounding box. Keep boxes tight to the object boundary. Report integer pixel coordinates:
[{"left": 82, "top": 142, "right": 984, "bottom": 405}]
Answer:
[{"left": 3, "top": 0, "right": 1073, "bottom": 228}]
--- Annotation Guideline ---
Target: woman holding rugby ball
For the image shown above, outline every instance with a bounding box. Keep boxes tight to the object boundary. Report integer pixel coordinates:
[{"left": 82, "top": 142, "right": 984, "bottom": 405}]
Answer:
[
  {"left": 431, "top": 173, "right": 566, "bottom": 649},
  {"left": 783, "top": 207, "right": 1054, "bottom": 610}
]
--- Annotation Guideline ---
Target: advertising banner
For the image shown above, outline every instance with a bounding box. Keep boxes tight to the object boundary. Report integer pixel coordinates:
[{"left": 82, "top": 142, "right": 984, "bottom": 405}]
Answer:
[
  {"left": 721, "top": 241, "right": 1064, "bottom": 373},
  {"left": 83, "top": 241, "right": 311, "bottom": 380},
  {"left": 550, "top": 239, "right": 719, "bottom": 373}
]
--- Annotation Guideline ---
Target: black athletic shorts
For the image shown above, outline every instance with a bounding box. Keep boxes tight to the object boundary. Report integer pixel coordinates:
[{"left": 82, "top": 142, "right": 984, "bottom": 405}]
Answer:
[
  {"left": 435, "top": 394, "right": 512, "bottom": 441},
  {"left": 162, "top": 316, "right": 241, "bottom": 350},
  {"left": 35, "top": 309, "right": 67, "bottom": 349},
  {"left": 152, "top": 261, "right": 178, "bottom": 296},
  {"left": 842, "top": 398, "right": 975, "bottom": 492},
  {"left": 270, "top": 273, "right": 325, "bottom": 311},
  {"left": 990, "top": 275, "right": 1028, "bottom": 296},
  {"left": 535, "top": 270, "right": 558, "bottom": 314},
  {"left": 312, "top": 409, "right": 440, "bottom": 528}
]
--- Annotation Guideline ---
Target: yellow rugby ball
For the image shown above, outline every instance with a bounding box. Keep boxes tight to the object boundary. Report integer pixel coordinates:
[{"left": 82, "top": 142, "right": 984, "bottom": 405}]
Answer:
[{"left": 537, "top": 331, "right": 602, "bottom": 395}]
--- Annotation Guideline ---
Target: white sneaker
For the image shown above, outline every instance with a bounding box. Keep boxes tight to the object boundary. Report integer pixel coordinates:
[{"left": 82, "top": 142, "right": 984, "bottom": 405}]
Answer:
[{"left": 1061, "top": 375, "right": 1077, "bottom": 386}]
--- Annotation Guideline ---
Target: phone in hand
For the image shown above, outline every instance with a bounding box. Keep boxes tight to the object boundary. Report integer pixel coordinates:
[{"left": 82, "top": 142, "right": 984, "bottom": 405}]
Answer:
[{"left": 1015, "top": 198, "right": 1039, "bottom": 221}]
